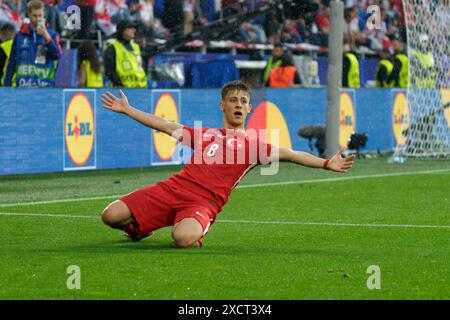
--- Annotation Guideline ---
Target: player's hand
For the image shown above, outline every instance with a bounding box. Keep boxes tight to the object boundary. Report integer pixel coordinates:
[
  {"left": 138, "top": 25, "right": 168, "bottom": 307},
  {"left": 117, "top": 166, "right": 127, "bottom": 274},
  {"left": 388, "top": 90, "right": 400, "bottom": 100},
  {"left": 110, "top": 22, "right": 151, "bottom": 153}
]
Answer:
[
  {"left": 101, "top": 90, "right": 130, "bottom": 114},
  {"left": 327, "top": 151, "right": 355, "bottom": 173}
]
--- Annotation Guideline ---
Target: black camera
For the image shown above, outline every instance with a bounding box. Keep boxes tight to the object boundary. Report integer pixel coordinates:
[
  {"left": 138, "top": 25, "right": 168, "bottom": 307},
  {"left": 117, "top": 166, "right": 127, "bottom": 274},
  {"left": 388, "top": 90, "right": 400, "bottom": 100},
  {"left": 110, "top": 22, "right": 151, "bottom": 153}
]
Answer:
[{"left": 347, "top": 132, "right": 368, "bottom": 157}]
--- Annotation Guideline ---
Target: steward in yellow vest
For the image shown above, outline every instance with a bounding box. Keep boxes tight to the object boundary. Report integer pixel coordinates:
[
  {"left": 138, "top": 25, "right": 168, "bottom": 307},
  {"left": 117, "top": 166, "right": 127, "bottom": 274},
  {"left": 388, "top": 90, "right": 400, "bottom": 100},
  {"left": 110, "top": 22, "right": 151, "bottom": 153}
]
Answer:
[
  {"left": 103, "top": 20, "right": 147, "bottom": 88},
  {"left": 388, "top": 36, "right": 408, "bottom": 88},
  {"left": 411, "top": 50, "right": 435, "bottom": 88},
  {"left": 375, "top": 49, "right": 393, "bottom": 88},
  {"left": 77, "top": 40, "right": 103, "bottom": 88},
  {"left": 342, "top": 43, "right": 360, "bottom": 88},
  {"left": 390, "top": 52, "right": 408, "bottom": 88},
  {"left": 411, "top": 34, "right": 435, "bottom": 88},
  {"left": 0, "top": 23, "right": 16, "bottom": 86}
]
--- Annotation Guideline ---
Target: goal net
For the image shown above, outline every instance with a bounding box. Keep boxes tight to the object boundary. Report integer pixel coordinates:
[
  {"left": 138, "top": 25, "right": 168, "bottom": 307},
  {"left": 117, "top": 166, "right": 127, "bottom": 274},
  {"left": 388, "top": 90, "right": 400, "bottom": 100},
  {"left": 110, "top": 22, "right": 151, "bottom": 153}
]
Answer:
[{"left": 392, "top": 0, "right": 450, "bottom": 159}]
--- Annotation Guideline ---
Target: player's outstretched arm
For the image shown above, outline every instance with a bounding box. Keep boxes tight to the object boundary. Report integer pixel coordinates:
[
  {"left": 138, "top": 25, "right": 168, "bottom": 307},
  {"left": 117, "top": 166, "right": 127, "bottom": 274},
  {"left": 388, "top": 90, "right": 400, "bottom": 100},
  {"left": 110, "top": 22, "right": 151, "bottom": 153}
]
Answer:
[
  {"left": 101, "top": 90, "right": 182, "bottom": 138},
  {"left": 271, "top": 147, "right": 355, "bottom": 173}
]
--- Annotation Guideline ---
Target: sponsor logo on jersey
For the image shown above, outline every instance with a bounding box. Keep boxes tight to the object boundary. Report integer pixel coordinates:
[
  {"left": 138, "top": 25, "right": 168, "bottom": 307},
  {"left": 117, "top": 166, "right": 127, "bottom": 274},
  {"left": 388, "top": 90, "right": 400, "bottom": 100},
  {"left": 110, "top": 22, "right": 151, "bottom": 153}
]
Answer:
[
  {"left": 65, "top": 93, "right": 94, "bottom": 166},
  {"left": 392, "top": 92, "right": 410, "bottom": 147},
  {"left": 153, "top": 93, "right": 179, "bottom": 161},
  {"left": 339, "top": 92, "right": 355, "bottom": 149}
]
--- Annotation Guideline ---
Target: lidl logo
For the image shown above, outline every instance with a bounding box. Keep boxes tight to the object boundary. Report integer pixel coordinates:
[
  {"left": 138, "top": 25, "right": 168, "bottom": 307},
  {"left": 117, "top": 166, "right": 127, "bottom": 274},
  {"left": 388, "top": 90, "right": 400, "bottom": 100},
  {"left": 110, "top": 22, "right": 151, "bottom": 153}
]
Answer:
[
  {"left": 246, "top": 101, "right": 292, "bottom": 149},
  {"left": 67, "top": 116, "right": 93, "bottom": 138},
  {"left": 339, "top": 92, "right": 356, "bottom": 149},
  {"left": 64, "top": 91, "right": 96, "bottom": 169},
  {"left": 392, "top": 92, "right": 409, "bottom": 146},
  {"left": 442, "top": 89, "right": 450, "bottom": 129},
  {"left": 152, "top": 92, "right": 180, "bottom": 163}
]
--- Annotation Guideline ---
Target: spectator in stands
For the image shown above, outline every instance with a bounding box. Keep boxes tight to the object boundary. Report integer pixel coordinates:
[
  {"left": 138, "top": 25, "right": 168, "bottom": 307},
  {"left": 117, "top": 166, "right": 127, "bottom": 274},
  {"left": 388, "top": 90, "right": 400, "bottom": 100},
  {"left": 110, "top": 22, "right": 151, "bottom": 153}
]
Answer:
[
  {"left": 268, "top": 55, "right": 301, "bottom": 88},
  {"left": 314, "top": 1, "right": 330, "bottom": 46},
  {"left": 295, "top": 17, "right": 310, "bottom": 44},
  {"left": 162, "top": 0, "right": 183, "bottom": 34},
  {"left": 77, "top": 0, "right": 96, "bottom": 39},
  {"left": 365, "top": 9, "right": 390, "bottom": 52},
  {"left": 375, "top": 48, "right": 393, "bottom": 88},
  {"left": 262, "top": 43, "right": 283, "bottom": 86},
  {"left": 110, "top": 0, "right": 131, "bottom": 25},
  {"left": 4, "top": 0, "right": 62, "bottom": 87},
  {"left": 344, "top": 7, "right": 359, "bottom": 48},
  {"left": 129, "top": 0, "right": 141, "bottom": 25},
  {"left": 342, "top": 40, "right": 360, "bottom": 88},
  {"left": 182, "top": 0, "right": 207, "bottom": 35},
  {"left": 77, "top": 40, "right": 103, "bottom": 87},
  {"left": 281, "top": 19, "right": 302, "bottom": 44},
  {"left": 0, "top": 22, "right": 16, "bottom": 86},
  {"left": 386, "top": 15, "right": 401, "bottom": 40},
  {"left": 264, "top": 9, "right": 282, "bottom": 45},
  {"left": 95, "top": 0, "right": 117, "bottom": 37},
  {"left": 388, "top": 35, "right": 408, "bottom": 88},
  {"left": 138, "top": 0, "right": 169, "bottom": 40},
  {"left": 43, "top": 0, "right": 58, "bottom": 32},
  {"left": 103, "top": 19, "right": 147, "bottom": 87},
  {"left": 0, "top": 0, "right": 23, "bottom": 30},
  {"left": 240, "top": 21, "right": 266, "bottom": 44},
  {"left": 222, "top": 0, "right": 240, "bottom": 18}
]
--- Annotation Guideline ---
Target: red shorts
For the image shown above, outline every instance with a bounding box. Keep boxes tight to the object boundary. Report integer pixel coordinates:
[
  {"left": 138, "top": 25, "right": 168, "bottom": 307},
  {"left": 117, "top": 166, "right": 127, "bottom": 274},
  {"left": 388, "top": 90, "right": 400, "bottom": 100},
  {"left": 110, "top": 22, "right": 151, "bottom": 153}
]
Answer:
[{"left": 120, "top": 181, "right": 217, "bottom": 235}]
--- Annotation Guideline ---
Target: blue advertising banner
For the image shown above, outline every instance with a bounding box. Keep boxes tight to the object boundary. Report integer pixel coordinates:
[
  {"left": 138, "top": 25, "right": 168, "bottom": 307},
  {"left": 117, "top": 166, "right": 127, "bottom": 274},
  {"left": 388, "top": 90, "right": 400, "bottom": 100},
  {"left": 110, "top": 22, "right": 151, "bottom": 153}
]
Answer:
[{"left": 0, "top": 87, "right": 421, "bottom": 176}]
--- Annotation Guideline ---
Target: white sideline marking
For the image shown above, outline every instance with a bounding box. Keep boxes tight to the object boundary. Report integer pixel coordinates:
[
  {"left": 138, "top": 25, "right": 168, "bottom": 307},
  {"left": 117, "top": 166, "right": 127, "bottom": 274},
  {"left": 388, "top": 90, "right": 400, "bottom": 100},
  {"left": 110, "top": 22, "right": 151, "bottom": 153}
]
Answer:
[
  {"left": 237, "top": 168, "right": 450, "bottom": 189},
  {"left": 0, "top": 195, "right": 117, "bottom": 208},
  {"left": 0, "top": 211, "right": 449, "bottom": 229},
  {"left": 217, "top": 219, "right": 450, "bottom": 229},
  {"left": 0, "top": 168, "right": 449, "bottom": 208},
  {"left": 0, "top": 212, "right": 96, "bottom": 219}
]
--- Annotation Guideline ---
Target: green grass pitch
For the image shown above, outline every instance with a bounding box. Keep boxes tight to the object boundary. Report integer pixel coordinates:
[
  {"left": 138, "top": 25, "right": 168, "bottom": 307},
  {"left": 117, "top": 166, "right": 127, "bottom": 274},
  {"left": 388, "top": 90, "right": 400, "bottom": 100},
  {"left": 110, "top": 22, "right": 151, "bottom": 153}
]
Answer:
[{"left": 0, "top": 156, "right": 449, "bottom": 299}]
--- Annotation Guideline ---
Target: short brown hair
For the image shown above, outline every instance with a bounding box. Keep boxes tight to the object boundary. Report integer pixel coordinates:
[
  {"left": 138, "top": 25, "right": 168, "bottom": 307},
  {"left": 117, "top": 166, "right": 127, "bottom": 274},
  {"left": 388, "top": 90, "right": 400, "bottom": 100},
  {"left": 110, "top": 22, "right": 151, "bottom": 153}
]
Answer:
[
  {"left": 27, "top": 0, "right": 45, "bottom": 12},
  {"left": 221, "top": 80, "right": 251, "bottom": 100}
]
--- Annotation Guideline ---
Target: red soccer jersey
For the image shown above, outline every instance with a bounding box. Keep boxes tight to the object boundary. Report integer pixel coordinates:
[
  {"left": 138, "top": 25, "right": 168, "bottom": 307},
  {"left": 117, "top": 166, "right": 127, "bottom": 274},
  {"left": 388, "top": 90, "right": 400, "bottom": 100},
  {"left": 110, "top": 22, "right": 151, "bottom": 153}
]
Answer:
[{"left": 165, "top": 126, "right": 272, "bottom": 212}]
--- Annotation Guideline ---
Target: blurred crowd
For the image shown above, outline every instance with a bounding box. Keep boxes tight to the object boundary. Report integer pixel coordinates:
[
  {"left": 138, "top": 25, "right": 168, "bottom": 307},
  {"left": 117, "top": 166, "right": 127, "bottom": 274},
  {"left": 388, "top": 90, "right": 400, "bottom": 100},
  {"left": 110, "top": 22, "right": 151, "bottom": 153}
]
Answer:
[
  {"left": 0, "top": 1, "right": 406, "bottom": 50},
  {"left": 240, "top": 0, "right": 406, "bottom": 52},
  {"left": 1, "top": 0, "right": 446, "bottom": 89},
  {"left": 0, "top": 0, "right": 269, "bottom": 41}
]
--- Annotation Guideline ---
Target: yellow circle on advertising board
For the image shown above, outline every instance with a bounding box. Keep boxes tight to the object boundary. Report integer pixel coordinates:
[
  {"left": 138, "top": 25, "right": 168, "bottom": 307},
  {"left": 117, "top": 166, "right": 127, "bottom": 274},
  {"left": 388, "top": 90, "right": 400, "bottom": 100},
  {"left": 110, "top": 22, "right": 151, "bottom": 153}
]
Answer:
[
  {"left": 153, "top": 93, "right": 179, "bottom": 160},
  {"left": 265, "top": 101, "right": 292, "bottom": 149},
  {"left": 65, "top": 93, "right": 95, "bottom": 166},
  {"left": 441, "top": 89, "right": 450, "bottom": 128},
  {"left": 339, "top": 92, "right": 355, "bottom": 149},
  {"left": 392, "top": 92, "right": 410, "bottom": 147}
]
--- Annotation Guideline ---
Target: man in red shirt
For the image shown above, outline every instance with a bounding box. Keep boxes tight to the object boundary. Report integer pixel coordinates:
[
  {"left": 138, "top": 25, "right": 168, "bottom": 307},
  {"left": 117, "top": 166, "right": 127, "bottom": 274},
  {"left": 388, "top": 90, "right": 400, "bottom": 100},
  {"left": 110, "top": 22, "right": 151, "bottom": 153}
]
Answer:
[
  {"left": 100, "top": 81, "right": 355, "bottom": 248},
  {"left": 315, "top": 6, "right": 330, "bottom": 33}
]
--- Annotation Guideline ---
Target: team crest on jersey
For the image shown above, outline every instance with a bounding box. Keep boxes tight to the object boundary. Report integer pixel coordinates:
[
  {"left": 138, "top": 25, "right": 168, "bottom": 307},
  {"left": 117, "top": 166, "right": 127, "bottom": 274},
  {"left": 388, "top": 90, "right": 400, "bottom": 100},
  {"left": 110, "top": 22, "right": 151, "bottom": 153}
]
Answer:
[{"left": 226, "top": 138, "right": 243, "bottom": 149}]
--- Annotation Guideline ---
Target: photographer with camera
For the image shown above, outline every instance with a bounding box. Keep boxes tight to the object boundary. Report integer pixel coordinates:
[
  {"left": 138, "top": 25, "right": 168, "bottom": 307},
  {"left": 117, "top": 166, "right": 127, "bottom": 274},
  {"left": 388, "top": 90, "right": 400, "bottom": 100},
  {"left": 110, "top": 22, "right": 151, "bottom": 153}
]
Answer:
[{"left": 4, "top": 0, "right": 62, "bottom": 87}]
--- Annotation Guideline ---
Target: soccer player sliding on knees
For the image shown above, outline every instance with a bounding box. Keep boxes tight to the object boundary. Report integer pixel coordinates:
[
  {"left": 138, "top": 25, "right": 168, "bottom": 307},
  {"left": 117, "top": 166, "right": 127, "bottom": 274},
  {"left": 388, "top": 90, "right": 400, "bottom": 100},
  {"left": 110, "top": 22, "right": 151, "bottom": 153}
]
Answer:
[{"left": 100, "top": 81, "right": 355, "bottom": 248}]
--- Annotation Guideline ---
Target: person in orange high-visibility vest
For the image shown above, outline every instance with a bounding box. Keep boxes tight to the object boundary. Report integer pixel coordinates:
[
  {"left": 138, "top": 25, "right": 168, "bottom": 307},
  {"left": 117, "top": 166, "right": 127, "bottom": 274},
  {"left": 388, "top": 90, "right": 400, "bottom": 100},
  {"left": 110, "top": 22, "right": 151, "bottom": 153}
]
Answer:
[{"left": 268, "top": 55, "right": 301, "bottom": 88}]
